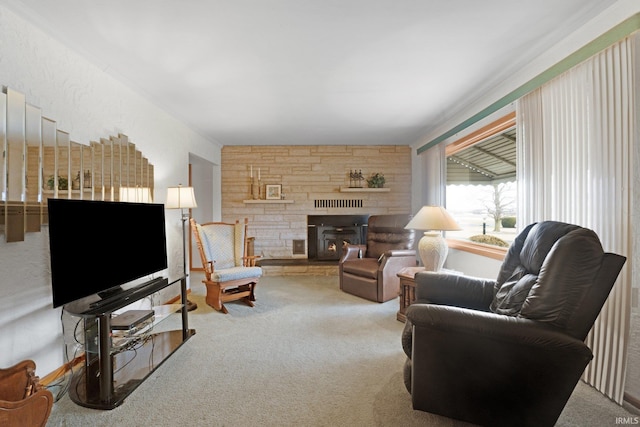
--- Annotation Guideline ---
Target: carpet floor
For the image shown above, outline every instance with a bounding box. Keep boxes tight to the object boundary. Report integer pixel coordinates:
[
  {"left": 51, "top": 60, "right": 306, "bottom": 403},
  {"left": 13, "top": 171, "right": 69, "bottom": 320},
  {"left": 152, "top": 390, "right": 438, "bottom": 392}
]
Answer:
[{"left": 46, "top": 274, "right": 637, "bottom": 426}]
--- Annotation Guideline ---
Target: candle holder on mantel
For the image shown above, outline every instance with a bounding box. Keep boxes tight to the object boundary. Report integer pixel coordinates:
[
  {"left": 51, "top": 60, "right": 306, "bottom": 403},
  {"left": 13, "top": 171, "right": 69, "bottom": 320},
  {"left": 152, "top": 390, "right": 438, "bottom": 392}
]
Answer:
[{"left": 251, "top": 177, "right": 261, "bottom": 200}]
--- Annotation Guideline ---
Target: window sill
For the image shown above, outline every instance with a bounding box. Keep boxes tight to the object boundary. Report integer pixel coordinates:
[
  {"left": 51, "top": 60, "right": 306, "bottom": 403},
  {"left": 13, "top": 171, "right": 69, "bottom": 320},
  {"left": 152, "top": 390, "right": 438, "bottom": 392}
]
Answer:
[{"left": 446, "top": 239, "right": 507, "bottom": 261}]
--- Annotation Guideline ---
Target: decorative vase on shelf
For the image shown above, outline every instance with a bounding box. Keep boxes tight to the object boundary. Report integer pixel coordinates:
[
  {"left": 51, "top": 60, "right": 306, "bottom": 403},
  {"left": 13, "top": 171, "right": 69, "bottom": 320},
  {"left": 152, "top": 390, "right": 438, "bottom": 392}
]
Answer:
[{"left": 251, "top": 177, "right": 261, "bottom": 200}]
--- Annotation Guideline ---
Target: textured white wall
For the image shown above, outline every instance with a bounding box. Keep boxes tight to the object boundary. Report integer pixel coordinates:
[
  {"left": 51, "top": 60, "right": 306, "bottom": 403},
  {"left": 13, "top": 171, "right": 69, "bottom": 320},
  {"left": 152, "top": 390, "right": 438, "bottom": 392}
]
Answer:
[
  {"left": 0, "top": 5, "right": 221, "bottom": 376},
  {"left": 445, "top": 249, "right": 502, "bottom": 279}
]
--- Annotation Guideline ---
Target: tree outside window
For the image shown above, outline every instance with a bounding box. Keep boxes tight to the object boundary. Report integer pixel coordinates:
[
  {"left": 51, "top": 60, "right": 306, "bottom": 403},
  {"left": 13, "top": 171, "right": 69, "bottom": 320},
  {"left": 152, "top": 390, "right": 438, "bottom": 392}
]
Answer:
[{"left": 445, "top": 114, "right": 516, "bottom": 248}]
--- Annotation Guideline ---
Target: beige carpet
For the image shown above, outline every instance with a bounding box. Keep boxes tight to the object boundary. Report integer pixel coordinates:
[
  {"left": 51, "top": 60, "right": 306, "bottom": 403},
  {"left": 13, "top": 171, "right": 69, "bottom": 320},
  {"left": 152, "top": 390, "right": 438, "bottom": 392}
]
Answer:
[{"left": 46, "top": 274, "right": 637, "bottom": 426}]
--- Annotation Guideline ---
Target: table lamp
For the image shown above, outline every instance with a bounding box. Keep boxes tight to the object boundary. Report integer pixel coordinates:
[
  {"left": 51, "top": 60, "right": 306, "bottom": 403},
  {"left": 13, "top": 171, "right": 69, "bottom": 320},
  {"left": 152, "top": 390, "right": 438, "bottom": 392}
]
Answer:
[{"left": 405, "top": 206, "right": 461, "bottom": 271}]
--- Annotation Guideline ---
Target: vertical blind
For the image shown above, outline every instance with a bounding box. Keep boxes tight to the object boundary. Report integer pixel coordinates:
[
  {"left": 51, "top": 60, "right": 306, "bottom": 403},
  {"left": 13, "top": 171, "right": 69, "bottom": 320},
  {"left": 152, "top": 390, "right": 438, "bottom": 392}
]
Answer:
[
  {"left": 420, "top": 143, "right": 447, "bottom": 206},
  {"left": 517, "top": 33, "right": 638, "bottom": 403}
]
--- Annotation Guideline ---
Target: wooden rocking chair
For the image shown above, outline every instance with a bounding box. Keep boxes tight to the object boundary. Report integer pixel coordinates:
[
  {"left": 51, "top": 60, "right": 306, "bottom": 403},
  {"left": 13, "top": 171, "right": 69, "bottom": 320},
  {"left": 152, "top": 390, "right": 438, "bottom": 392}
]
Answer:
[
  {"left": 191, "top": 218, "right": 262, "bottom": 314},
  {"left": 0, "top": 360, "right": 53, "bottom": 427}
]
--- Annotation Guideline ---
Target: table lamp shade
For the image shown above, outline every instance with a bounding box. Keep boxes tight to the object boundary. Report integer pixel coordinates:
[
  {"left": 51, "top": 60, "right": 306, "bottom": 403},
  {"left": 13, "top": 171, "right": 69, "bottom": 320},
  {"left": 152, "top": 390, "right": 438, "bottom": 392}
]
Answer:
[
  {"left": 165, "top": 186, "right": 197, "bottom": 209},
  {"left": 405, "top": 206, "right": 461, "bottom": 271}
]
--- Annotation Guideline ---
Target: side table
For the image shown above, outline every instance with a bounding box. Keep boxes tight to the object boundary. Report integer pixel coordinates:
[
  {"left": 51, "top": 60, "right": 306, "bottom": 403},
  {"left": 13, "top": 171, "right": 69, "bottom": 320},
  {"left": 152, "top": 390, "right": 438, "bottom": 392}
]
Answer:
[
  {"left": 397, "top": 266, "right": 425, "bottom": 322},
  {"left": 397, "top": 267, "right": 463, "bottom": 322}
]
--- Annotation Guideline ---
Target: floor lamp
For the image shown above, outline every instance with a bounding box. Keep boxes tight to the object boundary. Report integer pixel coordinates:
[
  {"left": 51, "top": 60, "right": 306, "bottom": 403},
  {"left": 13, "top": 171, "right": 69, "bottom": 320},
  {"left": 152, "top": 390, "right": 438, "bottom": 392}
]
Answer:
[
  {"left": 166, "top": 184, "right": 198, "bottom": 311},
  {"left": 405, "top": 206, "right": 461, "bottom": 271}
]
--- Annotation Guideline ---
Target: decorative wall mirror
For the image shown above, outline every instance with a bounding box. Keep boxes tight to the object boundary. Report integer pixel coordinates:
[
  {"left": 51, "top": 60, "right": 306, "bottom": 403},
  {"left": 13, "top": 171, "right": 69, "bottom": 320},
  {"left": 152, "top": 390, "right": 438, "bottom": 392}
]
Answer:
[
  {"left": 56, "top": 130, "right": 70, "bottom": 200},
  {"left": 69, "top": 141, "right": 82, "bottom": 198},
  {"left": 111, "top": 135, "right": 121, "bottom": 199},
  {"left": 6, "top": 88, "right": 26, "bottom": 243},
  {"left": 2, "top": 86, "right": 155, "bottom": 242},
  {"left": 101, "top": 138, "right": 113, "bottom": 201},
  {"left": 82, "top": 141, "right": 93, "bottom": 198},
  {"left": 41, "top": 117, "right": 57, "bottom": 223},
  {"left": 0, "top": 92, "right": 6, "bottom": 231},
  {"left": 91, "top": 141, "right": 102, "bottom": 201},
  {"left": 25, "top": 103, "right": 42, "bottom": 232}
]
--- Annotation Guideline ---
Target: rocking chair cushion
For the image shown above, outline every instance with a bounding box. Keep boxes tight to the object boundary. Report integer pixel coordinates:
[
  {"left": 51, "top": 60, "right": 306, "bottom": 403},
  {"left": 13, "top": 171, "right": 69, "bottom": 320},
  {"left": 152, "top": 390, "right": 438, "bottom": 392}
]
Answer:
[
  {"left": 212, "top": 266, "right": 263, "bottom": 282},
  {"left": 196, "top": 224, "right": 237, "bottom": 269}
]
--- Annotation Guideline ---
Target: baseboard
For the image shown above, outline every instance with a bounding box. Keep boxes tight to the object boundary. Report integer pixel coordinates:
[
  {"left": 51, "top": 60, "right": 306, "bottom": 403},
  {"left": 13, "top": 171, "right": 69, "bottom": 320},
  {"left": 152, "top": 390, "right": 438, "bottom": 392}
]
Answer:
[
  {"left": 624, "top": 392, "right": 640, "bottom": 415},
  {"left": 40, "top": 355, "right": 85, "bottom": 386}
]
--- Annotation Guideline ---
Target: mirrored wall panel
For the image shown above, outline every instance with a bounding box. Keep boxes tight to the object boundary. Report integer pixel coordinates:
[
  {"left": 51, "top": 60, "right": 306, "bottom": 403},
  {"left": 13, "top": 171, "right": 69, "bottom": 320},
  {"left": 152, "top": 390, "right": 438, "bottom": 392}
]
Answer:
[
  {"left": 0, "top": 92, "right": 7, "bottom": 230},
  {"left": 6, "top": 88, "right": 26, "bottom": 242},
  {"left": 25, "top": 103, "right": 42, "bottom": 232},
  {"left": 2, "top": 86, "right": 155, "bottom": 242}
]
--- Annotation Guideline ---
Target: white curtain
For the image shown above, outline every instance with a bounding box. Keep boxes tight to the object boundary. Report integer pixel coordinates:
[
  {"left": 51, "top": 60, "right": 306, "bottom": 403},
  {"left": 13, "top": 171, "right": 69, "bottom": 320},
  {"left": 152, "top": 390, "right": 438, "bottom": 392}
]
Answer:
[
  {"left": 420, "top": 142, "right": 447, "bottom": 207},
  {"left": 517, "top": 34, "right": 638, "bottom": 404}
]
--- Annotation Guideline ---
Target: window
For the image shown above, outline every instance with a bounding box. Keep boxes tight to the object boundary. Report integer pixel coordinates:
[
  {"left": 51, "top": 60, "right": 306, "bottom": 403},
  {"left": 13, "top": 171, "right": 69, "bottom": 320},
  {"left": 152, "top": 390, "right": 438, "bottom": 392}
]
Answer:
[{"left": 445, "top": 112, "right": 516, "bottom": 252}]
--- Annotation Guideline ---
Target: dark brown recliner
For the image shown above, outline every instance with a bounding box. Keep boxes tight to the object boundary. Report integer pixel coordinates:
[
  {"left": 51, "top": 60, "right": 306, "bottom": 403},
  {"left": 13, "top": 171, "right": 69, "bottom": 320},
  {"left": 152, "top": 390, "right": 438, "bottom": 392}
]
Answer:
[
  {"left": 402, "top": 221, "right": 626, "bottom": 427},
  {"left": 339, "top": 214, "right": 416, "bottom": 302}
]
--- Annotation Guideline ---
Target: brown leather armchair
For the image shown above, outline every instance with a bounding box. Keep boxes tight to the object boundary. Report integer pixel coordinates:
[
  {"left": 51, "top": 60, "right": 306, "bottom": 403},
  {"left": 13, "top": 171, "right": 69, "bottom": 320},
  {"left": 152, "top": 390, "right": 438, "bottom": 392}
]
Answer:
[
  {"left": 401, "top": 221, "right": 626, "bottom": 427},
  {"left": 339, "top": 214, "right": 416, "bottom": 302}
]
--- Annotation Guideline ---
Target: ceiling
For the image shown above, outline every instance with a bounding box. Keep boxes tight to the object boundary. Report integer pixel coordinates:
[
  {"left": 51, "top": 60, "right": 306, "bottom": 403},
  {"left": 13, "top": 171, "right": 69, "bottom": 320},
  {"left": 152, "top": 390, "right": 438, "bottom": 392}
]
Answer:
[{"left": 3, "top": 0, "right": 619, "bottom": 147}]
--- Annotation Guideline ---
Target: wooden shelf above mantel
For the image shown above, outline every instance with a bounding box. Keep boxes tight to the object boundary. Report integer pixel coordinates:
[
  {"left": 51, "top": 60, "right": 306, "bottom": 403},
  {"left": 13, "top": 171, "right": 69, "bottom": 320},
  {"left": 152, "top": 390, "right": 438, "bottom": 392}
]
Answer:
[
  {"left": 243, "top": 199, "right": 294, "bottom": 204},
  {"left": 339, "top": 186, "right": 390, "bottom": 193}
]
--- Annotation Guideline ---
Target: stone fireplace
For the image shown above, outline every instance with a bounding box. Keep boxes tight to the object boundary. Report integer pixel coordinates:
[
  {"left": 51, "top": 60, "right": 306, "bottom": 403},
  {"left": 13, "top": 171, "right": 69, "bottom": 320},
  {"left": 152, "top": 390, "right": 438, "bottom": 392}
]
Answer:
[
  {"left": 307, "top": 214, "right": 369, "bottom": 261},
  {"left": 220, "top": 145, "right": 412, "bottom": 266}
]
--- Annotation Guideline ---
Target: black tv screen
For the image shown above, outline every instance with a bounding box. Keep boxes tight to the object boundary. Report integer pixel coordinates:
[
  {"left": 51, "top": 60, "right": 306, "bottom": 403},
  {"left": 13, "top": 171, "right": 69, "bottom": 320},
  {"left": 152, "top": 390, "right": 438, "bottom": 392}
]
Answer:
[{"left": 47, "top": 198, "right": 168, "bottom": 308}]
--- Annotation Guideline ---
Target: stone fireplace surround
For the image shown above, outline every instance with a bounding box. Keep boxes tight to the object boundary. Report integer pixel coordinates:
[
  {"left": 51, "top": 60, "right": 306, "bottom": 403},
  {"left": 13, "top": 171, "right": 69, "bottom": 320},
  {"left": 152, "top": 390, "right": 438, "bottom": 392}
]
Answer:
[{"left": 220, "top": 145, "right": 412, "bottom": 270}]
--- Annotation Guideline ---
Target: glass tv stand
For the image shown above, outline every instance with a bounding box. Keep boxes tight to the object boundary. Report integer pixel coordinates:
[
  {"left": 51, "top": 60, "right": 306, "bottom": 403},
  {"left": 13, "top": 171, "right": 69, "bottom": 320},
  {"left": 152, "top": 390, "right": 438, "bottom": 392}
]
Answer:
[{"left": 63, "top": 276, "right": 195, "bottom": 409}]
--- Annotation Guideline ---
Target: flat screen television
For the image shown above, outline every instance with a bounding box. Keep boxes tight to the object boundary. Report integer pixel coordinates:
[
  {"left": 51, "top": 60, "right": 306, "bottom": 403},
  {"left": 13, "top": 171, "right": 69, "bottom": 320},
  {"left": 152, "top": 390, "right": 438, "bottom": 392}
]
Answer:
[{"left": 47, "top": 198, "right": 168, "bottom": 308}]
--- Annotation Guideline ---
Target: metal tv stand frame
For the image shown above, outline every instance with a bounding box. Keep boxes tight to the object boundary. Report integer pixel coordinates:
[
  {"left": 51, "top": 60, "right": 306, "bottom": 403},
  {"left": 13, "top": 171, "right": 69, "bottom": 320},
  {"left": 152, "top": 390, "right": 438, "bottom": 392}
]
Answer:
[{"left": 63, "top": 276, "right": 195, "bottom": 410}]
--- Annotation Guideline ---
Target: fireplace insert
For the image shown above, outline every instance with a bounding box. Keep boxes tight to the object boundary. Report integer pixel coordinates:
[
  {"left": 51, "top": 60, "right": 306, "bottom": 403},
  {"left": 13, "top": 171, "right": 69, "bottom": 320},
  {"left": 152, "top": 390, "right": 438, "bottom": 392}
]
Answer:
[{"left": 307, "top": 215, "right": 369, "bottom": 261}]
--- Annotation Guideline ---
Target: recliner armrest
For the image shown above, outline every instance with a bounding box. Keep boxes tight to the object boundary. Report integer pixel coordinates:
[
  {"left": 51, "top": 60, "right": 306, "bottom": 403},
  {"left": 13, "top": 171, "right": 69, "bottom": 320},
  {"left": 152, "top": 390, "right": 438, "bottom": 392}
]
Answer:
[
  {"left": 384, "top": 249, "right": 416, "bottom": 258},
  {"left": 414, "top": 272, "right": 495, "bottom": 311},
  {"left": 407, "top": 304, "right": 588, "bottom": 351},
  {"left": 379, "top": 250, "right": 416, "bottom": 272},
  {"left": 339, "top": 244, "right": 365, "bottom": 263}
]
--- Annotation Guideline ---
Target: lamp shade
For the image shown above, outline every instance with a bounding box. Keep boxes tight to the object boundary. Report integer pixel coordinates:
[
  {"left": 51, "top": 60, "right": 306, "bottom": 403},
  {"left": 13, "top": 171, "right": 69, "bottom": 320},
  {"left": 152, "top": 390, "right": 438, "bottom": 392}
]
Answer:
[
  {"left": 165, "top": 185, "right": 197, "bottom": 209},
  {"left": 404, "top": 205, "right": 461, "bottom": 231},
  {"left": 405, "top": 206, "right": 460, "bottom": 271}
]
